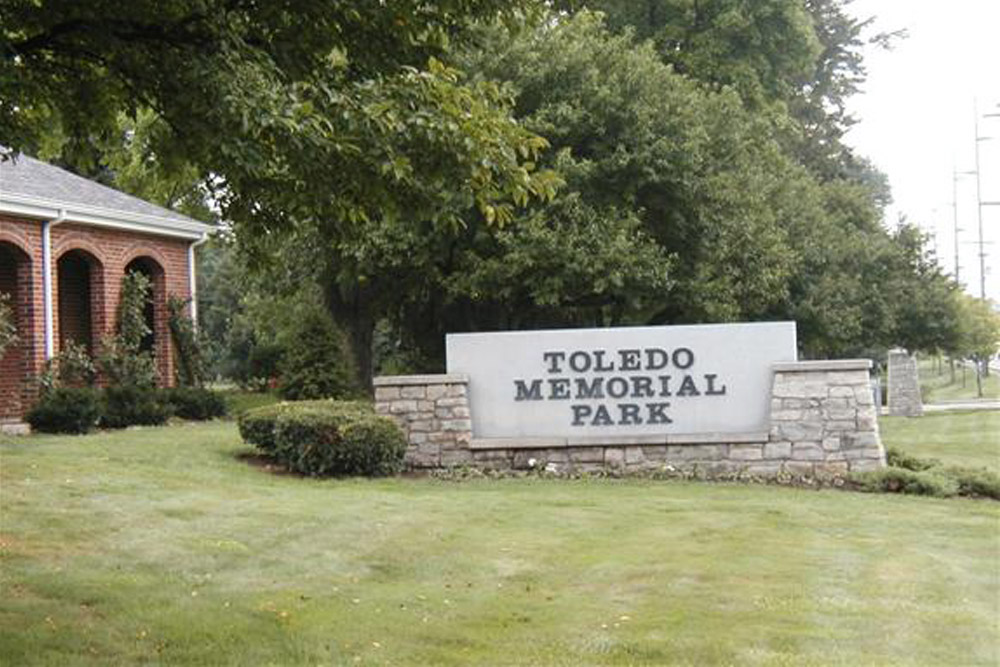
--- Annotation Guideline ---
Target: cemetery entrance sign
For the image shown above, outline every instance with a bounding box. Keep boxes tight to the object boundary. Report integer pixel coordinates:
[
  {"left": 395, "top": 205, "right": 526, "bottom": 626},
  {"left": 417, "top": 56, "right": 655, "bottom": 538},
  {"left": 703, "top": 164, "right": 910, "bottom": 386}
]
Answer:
[
  {"left": 374, "top": 321, "right": 885, "bottom": 475},
  {"left": 446, "top": 322, "right": 797, "bottom": 442}
]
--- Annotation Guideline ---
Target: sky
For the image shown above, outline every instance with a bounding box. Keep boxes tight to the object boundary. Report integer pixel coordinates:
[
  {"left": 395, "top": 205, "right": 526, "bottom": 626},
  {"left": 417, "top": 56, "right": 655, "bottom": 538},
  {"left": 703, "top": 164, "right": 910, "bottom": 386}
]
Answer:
[{"left": 843, "top": 0, "right": 1000, "bottom": 302}]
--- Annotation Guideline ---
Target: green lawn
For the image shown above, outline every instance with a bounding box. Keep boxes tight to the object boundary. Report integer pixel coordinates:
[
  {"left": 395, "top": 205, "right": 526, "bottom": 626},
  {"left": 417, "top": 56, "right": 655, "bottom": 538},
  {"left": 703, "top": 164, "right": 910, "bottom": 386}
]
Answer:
[
  {"left": 881, "top": 411, "right": 1000, "bottom": 473},
  {"left": 917, "top": 358, "right": 999, "bottom": 403},
  {"left": 2, "top": 421, "right": 998, "bottom": 666}
]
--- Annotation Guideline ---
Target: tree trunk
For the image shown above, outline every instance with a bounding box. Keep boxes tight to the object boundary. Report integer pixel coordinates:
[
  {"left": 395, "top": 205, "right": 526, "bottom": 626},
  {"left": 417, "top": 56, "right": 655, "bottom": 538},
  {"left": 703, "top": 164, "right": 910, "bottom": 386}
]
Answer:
[{"left": 323, "top": 279, "right": 377, "bottom": 394}]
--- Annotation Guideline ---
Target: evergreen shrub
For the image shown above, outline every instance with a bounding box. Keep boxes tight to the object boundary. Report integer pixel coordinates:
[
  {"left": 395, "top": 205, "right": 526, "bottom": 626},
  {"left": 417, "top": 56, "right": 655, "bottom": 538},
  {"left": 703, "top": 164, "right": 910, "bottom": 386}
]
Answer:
[
  {"left": 239, "top": 401, "right": 404, "bottom": 476},
  {"left": 163, "top": 386, "right": 227, "bottom": 420},
  {"left": 278, "top": 307, "right": 356, "bottom": 400},
  {"left": 102, "top": 386, "right": 172, "bottom": 428},
  {"left": 26, "top": 387, "right": 102, "bottom": 434}
]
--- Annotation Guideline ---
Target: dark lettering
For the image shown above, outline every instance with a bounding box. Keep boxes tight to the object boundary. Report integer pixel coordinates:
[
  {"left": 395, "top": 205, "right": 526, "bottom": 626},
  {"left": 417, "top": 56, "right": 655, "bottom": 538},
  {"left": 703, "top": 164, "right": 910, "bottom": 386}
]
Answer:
[
  {"left": 677, "top": 374, "right": 701, "bottom": 396},
  {"left": 548, "top": 378, "right": 571, "bottom": 400},
  {"left": 618, "top": 403, "right": 642, "bottom": 425},
  {"left": 619, "top": 348, "right": 641, "bottom": 371},
  {"left": 658, "top": 375, "right": 672, "bottom": 397},
  {"left": 543, "top": 351, "right": 566, "bottom": 373},
  {"left": 645, "top": 348, "right": 669, "bottom": 370},
  {"left": 606, "top": 377, "right": 629, "bottom": 399},
  {"left": 569, "top": 351, "right": 591, "bottom": 373},
  {"left": 672, "top": 347, "right": 694, "bottom": 369},
  {"left": 593, "top": 350, "right": 614, "bottom": 372},
  {"left": 574, "top": 377, "right": 605, "bottom": 399},
  {"left": 571, "top": 405, "right": 592, "bottom": 426},
  {"left": 647, "top": 402, "right": 673, "bottom": 424},
  {"left": 592, "top": 405, "right": 614, "bottom": 426},
  {"left": 630, "top": 376, "right": 654, "bottom": 398},
  {"left": 514, "top": 379, "right": 543, "bottom": 401},
  {"left": 705, "top": 374, "right": 727, "bottom": 396}
]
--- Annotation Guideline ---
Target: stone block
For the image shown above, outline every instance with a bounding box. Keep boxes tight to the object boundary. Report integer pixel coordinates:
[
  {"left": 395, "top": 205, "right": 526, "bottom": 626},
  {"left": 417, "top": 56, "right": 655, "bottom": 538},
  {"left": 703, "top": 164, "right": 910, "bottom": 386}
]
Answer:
[
  {"left": 375, "top": 403, "right": 391, "bottom": 415},
  {"left": 826, "top": 370, "right": 866, "bottom": 386},
  {"left": 849, "top": 458, "right": 882, "bottom": 472},
  {"left": 730, "top": 444, "right": 764, "bottom": 460},
  {"left": 567, "top": 447, "right": 605, "bottom": 463},
  {"left": 828, "top": 386, "right": 855, "bottom": 399},
  {"left": 780, "top": 398, "right": 820, "bottom": 409},
  {"left": 409, "top": 432, "right": 428, "bottom": 445},
  {"left": 773, "top": 421, "right": 823, "bottom": 441},
  {"left": 417, "top": 400, "right": 435, "bottom": 411},
  {"left": 844, "top": 447, "right": 884, "bottom": 461},
  {"left": 428, "top": 431, "right": 455, "bottom": 443},
  {"left": 374, "top": 386, "right": 400, "bottom": 401},
  {"left": 604, "top": 448, "right": 626, "bottom": 467},
  {"left": 742, "top": 462, "right": 783, "bottom": 477},
  {"left": 625, "top": 446, "right": 645, "bottom": 465},
  {"left": 816, "top": 461, "right": 849, "bottom": 476},
  {"left": 435, "top": 408, "right": 454, "bottom": 419},
  {"left": 436, "top": 397, "right": 468, "bottom": 408},
  {"left": 409, "top": 419, "right": 435, "bottom": 433},
  {"left": 641, "top": 445, "right": 669, "bottom": 460},
  {"left": 763, "top": 441, "right": 791, "bottom": 459},
  {"left": 856, "top": 413, "right": 878, "bottom": 431},
  {"left": 824, "top": 420, "right": 857, "bottom": 432},
  {"left": 389, "top": 400, "right": 418, "bottom": 414},
  {"left": 853, "top": 386, "right": 875, "bottom": 406},
  {"left": 668, "top": 444, "right": 727, "bottom": 461},
  {"left": 821, "top": 436, "right": 842, "bottom": 451},
  {"left": 440, "top": 449, "right": 473, "bottom": 466},
  {"left": 843, "top": 432, "right": 879, "bottom": 450},
  {"left": 823, "top": 407, "right": 856, "bottom": 421},
  {"left": 441, "top": 419, "right": 472, "bottom": 432},
  {"left": 451, "top": 406, "right": 471, "bottom": 418},
  {"left": 455, "top": 431, "right": 472, "bottom": 445},
  {"left": 782, "top": 461, "right": 815, "bottom": 476},
  {"left": 426, "top": 385, "right": 448, "bottom": 400},
  {"left": 791, "top": 443, "right": 825, "bottom": 461},
  {"left": 447, "top": 384, "right": 468, "bottom": 397},
  {"left": 401, "top": 386, "right": 427, "bottom": 399}
]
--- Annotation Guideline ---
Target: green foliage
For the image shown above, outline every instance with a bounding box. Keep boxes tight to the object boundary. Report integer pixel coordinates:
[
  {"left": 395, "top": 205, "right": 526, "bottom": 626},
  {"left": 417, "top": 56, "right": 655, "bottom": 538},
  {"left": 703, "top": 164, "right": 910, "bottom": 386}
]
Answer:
[
  {"left": 849, "top": 467, "right": 959, "bottom": 498},
  {"left": 167, "top": 295, "right": 207, "bottom": 387},
  {"left": 101, "top": 386, "right": 172, "bottom": 429},
  {"left": 239, "top": 400, "right": 404, "bottom": 477},
  {"left": 100, "top": 272, "right": 158, "bottom": 388},
  {"left": 277, "top": 304, "right": 358, "bottom": 400},
  {"left": 162, "top": 387, "right": 227, "bottom": 421},
  {"left": 26, "top": 387, "right": 102, "bottom": 434},
  {"left": 0, "top": 291, "right": 16, "bottom": 357},
  {"left": 947, "top": 467, "right": 1000, "bottom": 501},
  {"left": 36, "top": 341, "right": 97, "bottom": 394},
  {"left": 885, "top": 447, "right": 939, "bottom": 472}
]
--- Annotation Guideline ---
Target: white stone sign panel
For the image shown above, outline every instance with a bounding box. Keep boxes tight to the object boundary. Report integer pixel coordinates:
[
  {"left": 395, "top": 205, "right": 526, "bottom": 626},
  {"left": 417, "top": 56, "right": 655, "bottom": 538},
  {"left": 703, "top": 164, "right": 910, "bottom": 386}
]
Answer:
[{"left": 446, "top": 322, "right": 797, "bottom": 440}]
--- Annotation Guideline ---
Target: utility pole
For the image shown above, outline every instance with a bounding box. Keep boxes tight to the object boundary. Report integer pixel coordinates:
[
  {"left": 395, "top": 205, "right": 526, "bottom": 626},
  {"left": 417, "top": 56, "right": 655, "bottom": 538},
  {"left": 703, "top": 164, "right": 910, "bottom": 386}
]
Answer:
[
  {"left": 973, "top": 99, "right": 1000, "bottom": 300},
  {"left": 952, "top": 167, "right": 963, "bottom": 283}
]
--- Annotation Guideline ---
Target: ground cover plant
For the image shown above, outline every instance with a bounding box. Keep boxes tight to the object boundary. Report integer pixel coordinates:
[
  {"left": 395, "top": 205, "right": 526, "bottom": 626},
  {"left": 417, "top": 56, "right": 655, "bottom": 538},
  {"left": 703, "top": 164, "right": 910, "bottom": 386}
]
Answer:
[{"left": 2, "top": 418, "right": 998, "bottom": 666}]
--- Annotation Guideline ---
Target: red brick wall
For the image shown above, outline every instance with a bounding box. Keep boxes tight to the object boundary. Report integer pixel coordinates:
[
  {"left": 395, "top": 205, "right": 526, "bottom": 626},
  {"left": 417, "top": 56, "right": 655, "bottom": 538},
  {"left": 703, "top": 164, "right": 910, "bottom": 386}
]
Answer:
[{"left": 0, "top": 215, "right": 195, "bottom": 419}]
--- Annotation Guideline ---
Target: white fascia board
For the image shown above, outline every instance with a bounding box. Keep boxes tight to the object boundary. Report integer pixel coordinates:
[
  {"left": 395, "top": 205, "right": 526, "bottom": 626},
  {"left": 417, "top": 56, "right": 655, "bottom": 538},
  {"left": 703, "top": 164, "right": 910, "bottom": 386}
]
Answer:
[{"left": 0, "top": 192, "right": 214, "bottom": 240}]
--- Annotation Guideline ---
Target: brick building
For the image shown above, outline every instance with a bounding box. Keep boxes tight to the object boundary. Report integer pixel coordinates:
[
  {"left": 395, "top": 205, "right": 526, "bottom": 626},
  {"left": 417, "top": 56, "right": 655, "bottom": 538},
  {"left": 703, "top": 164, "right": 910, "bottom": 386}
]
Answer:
[{"left": 0, "top": 155, "right": 214, "bottom": 429}]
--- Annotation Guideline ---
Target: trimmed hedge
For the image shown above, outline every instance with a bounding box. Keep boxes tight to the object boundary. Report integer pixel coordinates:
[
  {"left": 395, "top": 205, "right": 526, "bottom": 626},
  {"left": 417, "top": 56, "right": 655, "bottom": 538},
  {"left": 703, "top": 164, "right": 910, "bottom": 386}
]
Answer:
[
  {"left": 238, "top": 400, "right": 405, "bottom": 477},
  {"left": 102, "top": 386, "right": 173, "bottom": 428},
  {"left": 163, "top": 387, "right": 227, "bottom": 420},
  {"left": 26, "top": 387, "right": 102, "bottom": 434}
]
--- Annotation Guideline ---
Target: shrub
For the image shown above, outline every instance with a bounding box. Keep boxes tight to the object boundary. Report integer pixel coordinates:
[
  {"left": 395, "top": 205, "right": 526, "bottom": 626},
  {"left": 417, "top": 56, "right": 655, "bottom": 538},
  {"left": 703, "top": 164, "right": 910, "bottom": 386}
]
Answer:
[
  {"left": 885, "top": 446, "right": 939, "bottom": 472},
  {"left": 239, "top": 400, "right": 403, "bottom": 476},
  {"left": 102, "top": 386, "right": 172, "bottom": 428},
  {"left": 26, "top": 387, "right": 102, "bottom": 434},
  {"left": 947, "top": 467, "right": 1000, "bottom": 500},
  {"left": 278, "top": 306, "right": 357, "bottom": 400},
  {"left": 849, "top": 467, "right": 959, "bottom": 498},
  {"left": 167, "top": 295, "right": 207, "bottom": 387},
  {"left": 163, "top": 386, "right": 227, "bottom": 421}
]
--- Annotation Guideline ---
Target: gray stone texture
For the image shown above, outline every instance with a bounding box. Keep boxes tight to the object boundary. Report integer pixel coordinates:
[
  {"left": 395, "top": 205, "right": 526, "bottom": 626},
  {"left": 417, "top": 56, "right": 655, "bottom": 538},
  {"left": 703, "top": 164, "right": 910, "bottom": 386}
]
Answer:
[
  {"left": 373, "top": 359, "right": 885, "bottom": 476},
  {"left": 887, "top": 349, "right": 923, "bottom": 417}
]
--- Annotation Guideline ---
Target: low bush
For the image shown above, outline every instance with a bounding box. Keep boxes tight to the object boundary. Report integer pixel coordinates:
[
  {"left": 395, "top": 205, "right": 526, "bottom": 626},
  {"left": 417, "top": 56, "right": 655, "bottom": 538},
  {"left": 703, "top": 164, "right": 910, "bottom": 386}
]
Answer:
[
  {"left": 885, "top": 446, "right": 939, "bottom": 472},
  {"left": 849, "top": 467, "right": 959, "bottom": 498},
  {"left": 102, "top": 386, "right": 172, "bottom": 428},
  {"left": 947, "top": 467, "right": 1000, "bottom": 500},
  {"left": 239, "top": 400, "right": 404, "bottom": 476},
  {"left": 26, "top": 387, "right": 102, "bottom": 434},
  {"left": 163, "top": 387, "right": 227, "bottom": 421}
]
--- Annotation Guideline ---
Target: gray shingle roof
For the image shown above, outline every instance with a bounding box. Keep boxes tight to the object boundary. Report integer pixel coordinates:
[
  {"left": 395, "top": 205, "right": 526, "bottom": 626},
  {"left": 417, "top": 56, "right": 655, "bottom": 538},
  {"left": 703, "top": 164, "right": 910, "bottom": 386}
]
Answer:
[{"left": 0, "top": 153, "right": 205, "bottom": 226}]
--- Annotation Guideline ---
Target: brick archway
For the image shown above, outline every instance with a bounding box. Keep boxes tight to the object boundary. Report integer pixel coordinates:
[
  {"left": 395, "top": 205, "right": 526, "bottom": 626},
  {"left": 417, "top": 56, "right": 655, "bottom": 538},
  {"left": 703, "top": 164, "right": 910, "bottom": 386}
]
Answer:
[
  {"left": 124, "top": 255, "right": 170, "bottom": 383},
  {"left": 56, "top": 248, "right": 105, "bottom": 356},
  {"left": 0, "top": 241, "right": 36, "bottom": 421}
]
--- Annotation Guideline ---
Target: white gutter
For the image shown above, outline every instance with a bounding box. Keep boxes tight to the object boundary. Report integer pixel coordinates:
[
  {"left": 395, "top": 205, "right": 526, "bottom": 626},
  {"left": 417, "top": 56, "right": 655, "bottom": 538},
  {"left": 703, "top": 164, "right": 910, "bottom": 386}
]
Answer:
[
  {"left": 42, "top": 209, "right": 67, "bottom": 360},
  {"left": 187, "top": 233, "right": 210, "bottom": 330}
]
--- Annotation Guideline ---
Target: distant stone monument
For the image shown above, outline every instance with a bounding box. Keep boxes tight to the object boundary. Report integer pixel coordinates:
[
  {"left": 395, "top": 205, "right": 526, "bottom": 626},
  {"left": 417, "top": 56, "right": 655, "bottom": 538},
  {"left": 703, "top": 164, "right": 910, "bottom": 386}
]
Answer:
[{"left": 887, "top": 348, "right": 923, "bottom": 417}]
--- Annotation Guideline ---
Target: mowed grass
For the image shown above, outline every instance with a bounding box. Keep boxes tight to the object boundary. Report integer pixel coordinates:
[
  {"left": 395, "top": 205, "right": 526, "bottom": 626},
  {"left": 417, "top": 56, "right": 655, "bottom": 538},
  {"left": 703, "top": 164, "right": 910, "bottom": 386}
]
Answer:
[
  {"left": 881, "top": 410, "right": 1000, "bottom": 473},
  {"left": 917, "top": 358, "right": 999, "bottom": 402},
  {"left": 2, "top": 422, "right": 998, "bottom": 666}
]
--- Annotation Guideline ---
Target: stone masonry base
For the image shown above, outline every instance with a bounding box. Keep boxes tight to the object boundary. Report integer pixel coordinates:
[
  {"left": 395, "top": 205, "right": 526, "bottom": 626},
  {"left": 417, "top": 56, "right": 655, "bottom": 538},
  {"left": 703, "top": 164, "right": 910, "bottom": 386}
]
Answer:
[{"left": 375, "top": 360, "right": 885, "bottom": 477}]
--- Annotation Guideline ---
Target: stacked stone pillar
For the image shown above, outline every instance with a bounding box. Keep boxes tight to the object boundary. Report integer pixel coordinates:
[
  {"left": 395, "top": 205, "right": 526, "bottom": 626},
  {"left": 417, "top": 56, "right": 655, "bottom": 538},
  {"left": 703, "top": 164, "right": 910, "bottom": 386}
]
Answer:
[{"left": 887, "top": 348, "right": 923, "bottom": 417}]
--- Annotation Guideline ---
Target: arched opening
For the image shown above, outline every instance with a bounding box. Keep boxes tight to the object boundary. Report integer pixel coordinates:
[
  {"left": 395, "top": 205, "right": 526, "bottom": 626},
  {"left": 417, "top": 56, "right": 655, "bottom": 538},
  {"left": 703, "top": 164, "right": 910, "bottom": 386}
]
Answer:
[
  {"left": 57, "top": 249, "right": 103, "bottom": 355},
  {"left": 124, "top": 256, "right": 165, "bottom": 357},
  {"left": 0, "top": 241, "right": 34, "bottom": 421}
]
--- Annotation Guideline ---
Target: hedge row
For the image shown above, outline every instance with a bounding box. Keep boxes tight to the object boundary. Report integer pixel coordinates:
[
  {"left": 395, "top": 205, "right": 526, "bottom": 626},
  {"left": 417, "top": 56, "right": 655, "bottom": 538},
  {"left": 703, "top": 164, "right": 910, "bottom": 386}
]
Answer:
[
  {"left": 27, "top": 386, "right": 227, "bottom": 434},
  {"left": 238, "top": 400, "right": 405, "bottom": 477}
]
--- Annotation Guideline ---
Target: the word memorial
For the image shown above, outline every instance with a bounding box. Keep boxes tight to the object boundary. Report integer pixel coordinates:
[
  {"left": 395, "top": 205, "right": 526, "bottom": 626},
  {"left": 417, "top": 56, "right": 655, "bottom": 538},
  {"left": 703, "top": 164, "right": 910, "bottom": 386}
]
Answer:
[{"left": 446, "top": 322, "right": 797, "bottom": 442}]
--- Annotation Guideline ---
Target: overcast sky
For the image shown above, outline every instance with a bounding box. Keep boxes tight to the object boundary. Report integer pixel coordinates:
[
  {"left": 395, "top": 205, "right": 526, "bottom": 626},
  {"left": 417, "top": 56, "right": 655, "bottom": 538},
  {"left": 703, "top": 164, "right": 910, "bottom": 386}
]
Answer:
[{"left": 844, "top": 0, "right": 999, "bottom": 301}]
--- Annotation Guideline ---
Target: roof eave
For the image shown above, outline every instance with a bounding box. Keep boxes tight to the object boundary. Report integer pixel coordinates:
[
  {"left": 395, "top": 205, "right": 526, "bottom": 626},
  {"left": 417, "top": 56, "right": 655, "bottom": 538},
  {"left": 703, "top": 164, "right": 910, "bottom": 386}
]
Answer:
[{"left": 0, "top": 192, "right": 214, "bottom": 241}]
